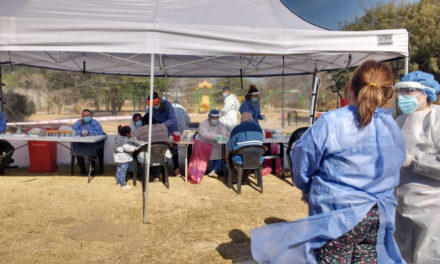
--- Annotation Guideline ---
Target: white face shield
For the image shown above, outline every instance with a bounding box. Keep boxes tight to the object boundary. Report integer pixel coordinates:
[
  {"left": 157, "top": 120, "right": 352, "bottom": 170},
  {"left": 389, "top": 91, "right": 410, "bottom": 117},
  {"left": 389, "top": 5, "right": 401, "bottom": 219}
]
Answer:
[{"left": 394, "top": 81, "right": 435, "bottom": 96}]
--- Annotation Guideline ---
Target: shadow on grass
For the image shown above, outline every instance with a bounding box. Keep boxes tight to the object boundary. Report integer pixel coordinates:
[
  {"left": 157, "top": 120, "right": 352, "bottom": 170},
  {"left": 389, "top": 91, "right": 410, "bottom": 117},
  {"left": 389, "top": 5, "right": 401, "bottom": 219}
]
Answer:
[{"left": 217, "top": 229, "right": 254, "bottom": 263}]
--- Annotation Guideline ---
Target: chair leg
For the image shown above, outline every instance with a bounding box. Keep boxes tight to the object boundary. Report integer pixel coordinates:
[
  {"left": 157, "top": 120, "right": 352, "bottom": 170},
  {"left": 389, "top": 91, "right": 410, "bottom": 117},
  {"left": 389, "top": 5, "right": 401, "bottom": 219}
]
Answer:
[
  {"left": 258, "top": 168, "right": 263, "bottom": 194},
  {"left": 163, "top": 161, "right": 169, "bottom": 189},
  {"left": 228, "top": 163, "right": 232, "bottom": 189},
  {"left": 98, "top": 148, "right": 104, "bottom": 175},
  {"left": 133, "top": 161, "right": 137, "bottom": 187},
  {"left": 237, "top": 167, "right": 243, "bottom": 194},
  {"left": 70, "top": 155, "right": 75, "bottom": 175}
]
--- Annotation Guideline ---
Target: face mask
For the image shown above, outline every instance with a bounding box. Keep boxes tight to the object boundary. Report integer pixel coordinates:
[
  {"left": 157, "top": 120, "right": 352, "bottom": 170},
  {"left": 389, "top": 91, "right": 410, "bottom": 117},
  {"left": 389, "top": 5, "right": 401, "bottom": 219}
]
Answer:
[
  {"left": 398, "top": 95, "right": 419, "bottom": 115},
  {"left": 153, "top": 103, "right": 161, "bottom": 109},
  {"left": 210, "top": 120, "right": 218, "bottom": 126},
  {"left": 135, "top": 121, "right": 143, "bottom": 127},
  {"left": 83, "top": 117, "right": 92, "bottom": 123},
  {"left": 251, "top": 97, "right": 258, "bottom": 103},
  {"left": 222, "top": 93, "right": 227, "bottom": 98}
]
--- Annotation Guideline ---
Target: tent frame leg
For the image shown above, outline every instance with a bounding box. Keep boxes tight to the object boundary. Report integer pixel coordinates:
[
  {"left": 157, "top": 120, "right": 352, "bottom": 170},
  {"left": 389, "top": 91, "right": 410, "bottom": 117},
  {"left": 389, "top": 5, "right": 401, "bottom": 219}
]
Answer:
[
  {"left": 143, "top": 54, "right": 155, "bottom": 224},
  {"left": 309, "top": 70, "right": 319, "bottom": 126}
]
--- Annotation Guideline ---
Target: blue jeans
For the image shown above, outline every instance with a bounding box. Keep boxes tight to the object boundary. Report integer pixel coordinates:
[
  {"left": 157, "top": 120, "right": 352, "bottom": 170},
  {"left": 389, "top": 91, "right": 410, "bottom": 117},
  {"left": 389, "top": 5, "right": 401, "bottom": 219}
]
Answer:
[
  {"left": 208, "top": 160, "right": 222, "bottom": 173},
  {"left": 116, "top": 162, "right": 129, "bottom": 186}
]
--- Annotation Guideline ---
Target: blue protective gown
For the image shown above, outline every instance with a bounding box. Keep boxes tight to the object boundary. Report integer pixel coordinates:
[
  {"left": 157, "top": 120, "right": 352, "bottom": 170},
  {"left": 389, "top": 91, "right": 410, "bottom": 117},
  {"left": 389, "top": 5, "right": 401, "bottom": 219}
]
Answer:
[
  {"left": 71, "top": 119, "right": 105, "bottom": 156},
  {"left": 0, "top": 111, "right": 6, "bottom": 133},
  {"left": 146, "top": 100, "right": 178, "bottom": 136},
  {"left": 251, "top": 106, "right": 406, "bottom": 264},
  {"left": 239, "top": 100, "right": 263, "bottom": 124}
]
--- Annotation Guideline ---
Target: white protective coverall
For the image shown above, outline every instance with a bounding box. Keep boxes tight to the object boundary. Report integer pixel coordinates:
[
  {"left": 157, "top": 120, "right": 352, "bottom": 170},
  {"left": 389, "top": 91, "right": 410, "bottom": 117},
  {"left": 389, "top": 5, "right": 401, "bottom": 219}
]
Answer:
[
  {"left": 395, "top": 104, "right": 440, "bottom": 264},
  {"left": 219, "top": 93, "right": 240, "bottom": 132},
  {"left": 197, "top": 119, "right": 228, "bottom": 160}
]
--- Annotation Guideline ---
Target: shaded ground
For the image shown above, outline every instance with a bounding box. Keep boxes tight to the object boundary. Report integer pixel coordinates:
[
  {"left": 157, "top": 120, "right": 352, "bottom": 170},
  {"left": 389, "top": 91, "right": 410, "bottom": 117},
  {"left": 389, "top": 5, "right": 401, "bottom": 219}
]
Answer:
[{"left": 0, "top": 166, "right": 307, "bottom": 264}]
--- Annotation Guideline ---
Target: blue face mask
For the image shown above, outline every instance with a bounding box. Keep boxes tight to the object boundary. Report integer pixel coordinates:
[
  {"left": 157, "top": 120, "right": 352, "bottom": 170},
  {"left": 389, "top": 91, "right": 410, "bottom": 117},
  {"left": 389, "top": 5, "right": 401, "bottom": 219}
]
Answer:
[
  {"left": 251, "top": 97, "right": 258, "bottom": 103},
  {"left": 222, "top": 93, "right": 227, "bottom": 97},
  {"left": 83, "top": 117, "right": 92, "bottom": 123},
  {"left": 153, "top": 103, "right": 161, "bottom": 109},
  {"left": 135, "top": 121, "right": 143, "bottom": 127},
  {"left": 210, "top": 120, "right": 218, "bottom": 126},
  {"left": 398, "top": 95, "right": 419, "bottom": 115}
]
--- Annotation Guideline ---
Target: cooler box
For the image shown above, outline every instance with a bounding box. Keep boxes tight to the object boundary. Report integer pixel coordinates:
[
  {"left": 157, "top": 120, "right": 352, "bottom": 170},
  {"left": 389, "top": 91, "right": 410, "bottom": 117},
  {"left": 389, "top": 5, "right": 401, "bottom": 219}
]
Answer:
[{"left": 28, "top": 141, "right": 58, "bottom": 173}]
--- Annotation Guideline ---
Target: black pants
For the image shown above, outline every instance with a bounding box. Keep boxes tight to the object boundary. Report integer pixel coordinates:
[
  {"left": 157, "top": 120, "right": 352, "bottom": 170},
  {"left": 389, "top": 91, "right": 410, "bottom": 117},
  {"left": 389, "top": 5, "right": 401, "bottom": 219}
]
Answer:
[
  {"left": 0, "top": 140, "right": 14, "bottom": 168},
  {"left": 171, "top": 145, "right": 179, "bottom": 170}
]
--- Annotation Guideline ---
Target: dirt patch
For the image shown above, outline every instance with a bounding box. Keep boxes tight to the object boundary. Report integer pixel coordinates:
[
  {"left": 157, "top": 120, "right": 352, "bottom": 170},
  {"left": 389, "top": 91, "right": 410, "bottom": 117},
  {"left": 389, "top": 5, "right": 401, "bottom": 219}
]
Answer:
[
  {"left": 66, "top": 218, "right": 127, "bottom": 243},
  {"left": 0, "top": 166, "right": 307, "bottom": 263}
]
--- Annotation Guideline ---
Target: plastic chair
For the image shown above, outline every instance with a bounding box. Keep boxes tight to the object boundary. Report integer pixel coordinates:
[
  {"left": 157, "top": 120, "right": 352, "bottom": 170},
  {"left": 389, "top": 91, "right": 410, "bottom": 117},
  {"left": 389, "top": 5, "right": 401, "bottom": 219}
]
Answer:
[
  {"left": 138, "top": 142, "right": 171, "bottom": 189},
  {"left": 286, "top": 127, "right": 308, "bottom": 177},
  {"left": 228, "top": 145, "right": 267, "bottom": 194}
]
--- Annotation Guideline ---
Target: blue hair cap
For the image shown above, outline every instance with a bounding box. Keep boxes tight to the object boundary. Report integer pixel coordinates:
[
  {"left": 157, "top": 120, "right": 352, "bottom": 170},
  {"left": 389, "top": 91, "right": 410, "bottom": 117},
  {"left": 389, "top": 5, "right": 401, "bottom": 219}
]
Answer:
[
  {"left": 208, "top": 109, "right": 220, "bottom": 118},
  {"left": 401, "top": 71, "right": 440, "bottom": 102}
]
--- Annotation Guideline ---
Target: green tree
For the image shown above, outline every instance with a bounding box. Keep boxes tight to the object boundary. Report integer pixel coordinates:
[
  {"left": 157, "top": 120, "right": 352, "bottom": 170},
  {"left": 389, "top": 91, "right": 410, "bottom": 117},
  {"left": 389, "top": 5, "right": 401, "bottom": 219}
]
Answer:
[{"left": 3, "top": 91, "right": 36, "bottom": 121}]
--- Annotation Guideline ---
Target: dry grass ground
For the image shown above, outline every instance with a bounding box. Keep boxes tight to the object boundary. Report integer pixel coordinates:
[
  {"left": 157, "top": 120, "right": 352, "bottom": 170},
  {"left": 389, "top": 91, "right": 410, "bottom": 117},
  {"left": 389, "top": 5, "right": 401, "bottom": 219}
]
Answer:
[{"left": 0, "top": 166, "right": 307, "bottom": 264}]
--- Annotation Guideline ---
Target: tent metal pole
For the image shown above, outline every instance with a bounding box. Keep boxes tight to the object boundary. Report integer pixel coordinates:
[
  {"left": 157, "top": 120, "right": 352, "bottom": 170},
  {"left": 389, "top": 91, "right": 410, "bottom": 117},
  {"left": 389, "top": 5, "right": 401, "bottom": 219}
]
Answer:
[
  {"left": 404, "top": 56, "right": 409, "bottom": 75},
  {"left": 143, "top": 54, "right": 155, "bottom": 224},
  {"left": 164, "top": 72, "right": 168, "bottom": 99},
  {"left": 0, "top": 66, "right": 3, "bottom": 112},
  {"left": 281, "top": 56, "right": 285, "bottom": 129},
  {"left": 309, "top": 70, "right": 319, "bottom": 126}
]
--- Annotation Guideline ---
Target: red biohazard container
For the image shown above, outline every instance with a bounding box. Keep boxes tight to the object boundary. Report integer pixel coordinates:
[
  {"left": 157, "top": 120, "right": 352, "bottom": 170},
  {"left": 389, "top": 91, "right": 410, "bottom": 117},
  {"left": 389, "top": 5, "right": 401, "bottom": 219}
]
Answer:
[
  {"left": 173, "top": 133, "right": 181, "bottom": 142},
  {"left": 27, "top": 127, "right": 58, "bottom": 173},
  {"left": 265, "top": 130, "right": 272, "bottom": 139}
]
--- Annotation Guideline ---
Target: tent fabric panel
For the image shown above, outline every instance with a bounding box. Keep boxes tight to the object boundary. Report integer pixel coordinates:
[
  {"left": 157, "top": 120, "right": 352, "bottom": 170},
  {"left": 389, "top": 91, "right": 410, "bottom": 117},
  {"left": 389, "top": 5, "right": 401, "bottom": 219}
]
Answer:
[
  {"left": 0, "top": 0, "right": 323, "bottom": 29},
  {"left": 1, "top": 51, "right": 406, "bottom": 77}
]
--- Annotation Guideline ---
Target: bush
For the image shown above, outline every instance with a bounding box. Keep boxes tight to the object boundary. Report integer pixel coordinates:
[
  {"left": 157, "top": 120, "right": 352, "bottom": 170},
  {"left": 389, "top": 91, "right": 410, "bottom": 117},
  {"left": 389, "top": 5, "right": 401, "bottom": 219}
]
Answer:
[{"left": 3, "top": 91, "right": 36, "bottom": 121}]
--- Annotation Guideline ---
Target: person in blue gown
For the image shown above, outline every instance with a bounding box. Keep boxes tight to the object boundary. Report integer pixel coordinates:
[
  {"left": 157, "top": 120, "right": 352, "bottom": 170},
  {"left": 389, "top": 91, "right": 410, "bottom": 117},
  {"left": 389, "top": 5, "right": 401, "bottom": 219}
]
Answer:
[
  {"left": 0, "top": 110, "right": 14, "bottom": 169},
  {"left": 143, "top": 92, "right": 181, "bottom": 176},
  {"left": 251, "top": 60, "right": 407, "bottom": 264},
  {"left": 239, "top": 85, "right": 265, "bottom": 123},
  {"left": 71, "top": 109, "right": 105, "bottom": 176}
]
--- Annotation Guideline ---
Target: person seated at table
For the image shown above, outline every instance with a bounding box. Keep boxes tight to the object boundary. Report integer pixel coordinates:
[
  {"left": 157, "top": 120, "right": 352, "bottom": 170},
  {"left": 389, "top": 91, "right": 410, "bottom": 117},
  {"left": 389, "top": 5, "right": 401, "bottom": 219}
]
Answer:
[
  {"left": 71, "top": 109, "right": 105, "bottom": 176},
  {"left": 136, "top": 114, "right": 170, "bottom": 182},
  {"left": 198, "top": 109, "right": 228, "bottom": 178},
  {"left": 143, "top": 92, "right": 181, "bottom": 177},
  {"left": 0, "top": 109, "right": 14, "bottom": 169},
  {"left": 239, "top": 85, "right": 265, "bottom": 124},
  {"left": 129, "top": 113, "right": 143, "bottom": 139},
  {"left": 136, "top": 114, "right": 169, "bottom": 142},
  {"left": 227, "top": 112, "right": 264, "bottom": 182}
]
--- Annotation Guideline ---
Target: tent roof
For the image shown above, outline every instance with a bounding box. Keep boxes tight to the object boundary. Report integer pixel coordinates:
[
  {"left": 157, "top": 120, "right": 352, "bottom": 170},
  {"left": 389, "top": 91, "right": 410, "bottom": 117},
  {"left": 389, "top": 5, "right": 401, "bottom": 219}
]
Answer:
[{"left": 0, "top": 0, "right": 409, "bottom": 76}]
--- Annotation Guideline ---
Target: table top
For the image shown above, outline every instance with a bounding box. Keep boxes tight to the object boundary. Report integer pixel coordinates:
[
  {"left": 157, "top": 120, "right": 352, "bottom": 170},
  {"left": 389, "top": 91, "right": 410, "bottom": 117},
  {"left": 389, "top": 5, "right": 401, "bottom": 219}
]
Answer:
[
  {"left": 172, "top": 137, "right": 287, "bottom": 145},
  {"left": 0, "top": 134, "right": 107, "bottom": 143}
]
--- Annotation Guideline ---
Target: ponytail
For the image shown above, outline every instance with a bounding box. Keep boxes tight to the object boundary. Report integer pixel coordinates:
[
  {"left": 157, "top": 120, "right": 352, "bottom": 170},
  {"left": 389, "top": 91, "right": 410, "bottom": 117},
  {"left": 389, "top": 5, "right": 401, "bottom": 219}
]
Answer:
[
  {"left": 357, "top": 83, "right": 383, "bottom": 127},
  {"left": 350, "top": 60, "right": 394, "bottom": 128}
]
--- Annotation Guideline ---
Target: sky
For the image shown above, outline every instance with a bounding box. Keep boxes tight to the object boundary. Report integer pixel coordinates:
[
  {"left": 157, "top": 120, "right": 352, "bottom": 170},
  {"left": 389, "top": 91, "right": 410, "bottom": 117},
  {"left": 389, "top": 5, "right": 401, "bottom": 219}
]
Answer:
[{"left": 282, "top": 0, "right": 420, "bottom": 30}]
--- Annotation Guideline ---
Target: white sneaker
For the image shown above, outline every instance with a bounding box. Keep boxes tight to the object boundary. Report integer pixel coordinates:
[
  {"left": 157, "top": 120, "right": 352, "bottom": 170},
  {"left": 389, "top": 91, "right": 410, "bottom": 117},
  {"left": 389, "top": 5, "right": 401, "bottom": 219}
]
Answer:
[
  {"left": 121, "top": 185, "right": 132, "bottom": 190},
  {"left": 208, "top": 170, "right": 218, "bottom": 178}
]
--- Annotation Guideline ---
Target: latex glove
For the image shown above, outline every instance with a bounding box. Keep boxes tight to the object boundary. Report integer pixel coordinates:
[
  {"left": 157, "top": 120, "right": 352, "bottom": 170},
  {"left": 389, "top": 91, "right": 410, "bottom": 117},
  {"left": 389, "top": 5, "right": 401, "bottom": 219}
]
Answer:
[
  {"left": 214, "top": 136, "right": 221, "bottom": 142},
  {"left": 403, "top": 154, "right": 413, "bottom": 167},
  {"left": 81, "top": 129, "right": 88, "bottom": 136}
]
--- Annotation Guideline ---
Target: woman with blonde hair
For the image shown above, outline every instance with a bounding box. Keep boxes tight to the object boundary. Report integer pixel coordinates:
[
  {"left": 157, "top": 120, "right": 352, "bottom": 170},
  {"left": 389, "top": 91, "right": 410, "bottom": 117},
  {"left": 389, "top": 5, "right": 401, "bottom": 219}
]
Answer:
[{"left": 251, "top": 60, "right": 406, "bottom": 263}]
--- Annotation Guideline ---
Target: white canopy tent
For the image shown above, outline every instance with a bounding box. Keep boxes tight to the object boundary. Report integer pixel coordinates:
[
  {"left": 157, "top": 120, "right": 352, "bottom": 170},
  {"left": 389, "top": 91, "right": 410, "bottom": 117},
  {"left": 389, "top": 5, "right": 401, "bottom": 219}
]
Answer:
[
  {"left": 0, "top": 0, "right": 409, "bottom": 76},
  {"left": 0, "top": 0, "right": 409, "bottom": 223}
]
